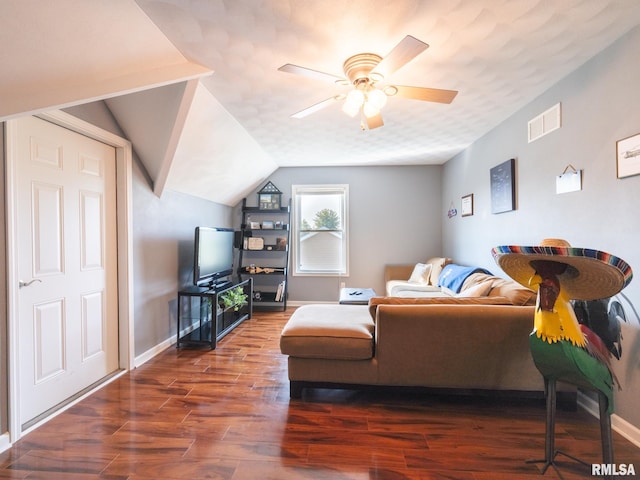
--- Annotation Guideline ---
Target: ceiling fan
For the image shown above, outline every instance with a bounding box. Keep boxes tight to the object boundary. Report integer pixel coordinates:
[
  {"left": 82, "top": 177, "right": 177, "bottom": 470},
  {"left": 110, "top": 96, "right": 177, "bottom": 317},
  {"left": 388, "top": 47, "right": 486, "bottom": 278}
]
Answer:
[{"left": 278, "top": 35, "right": 458, "bottom": 130}]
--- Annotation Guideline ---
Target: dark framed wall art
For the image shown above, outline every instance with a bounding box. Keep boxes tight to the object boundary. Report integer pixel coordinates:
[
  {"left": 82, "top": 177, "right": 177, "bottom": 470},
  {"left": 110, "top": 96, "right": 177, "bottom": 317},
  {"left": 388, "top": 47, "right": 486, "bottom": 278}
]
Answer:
[{"left": 490, "top": 158, "right": 516, "bottom": 214}]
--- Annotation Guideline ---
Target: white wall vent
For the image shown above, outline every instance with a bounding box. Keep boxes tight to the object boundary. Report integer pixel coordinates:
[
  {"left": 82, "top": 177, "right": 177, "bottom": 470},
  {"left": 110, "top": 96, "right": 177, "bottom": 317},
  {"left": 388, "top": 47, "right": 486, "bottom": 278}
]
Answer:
[{"left": 528, "top": 103, "right": 561, "bottom": 143}]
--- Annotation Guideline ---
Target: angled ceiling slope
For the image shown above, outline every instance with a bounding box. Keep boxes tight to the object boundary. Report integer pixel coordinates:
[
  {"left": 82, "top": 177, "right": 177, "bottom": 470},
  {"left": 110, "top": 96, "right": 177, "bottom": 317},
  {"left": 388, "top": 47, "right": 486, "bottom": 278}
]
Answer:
[
  {"left": 0, "top": 0, "right": 211, "bottom": 122},
  {"left": 106, "top": 80, "right": 278, "bottom": 206},
  {"left": 105, "top": 80, "right": 200, "bottom": 197},
  {"left": 164, "top": 82, "right": 278, "bottom": 206}
]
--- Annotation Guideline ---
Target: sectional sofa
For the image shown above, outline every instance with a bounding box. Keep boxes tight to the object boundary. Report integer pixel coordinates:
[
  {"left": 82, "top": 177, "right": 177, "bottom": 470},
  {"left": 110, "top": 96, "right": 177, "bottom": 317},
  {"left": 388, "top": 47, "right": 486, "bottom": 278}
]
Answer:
[{"left": 279, "top": 258, "right": 577, "bottom": 405}]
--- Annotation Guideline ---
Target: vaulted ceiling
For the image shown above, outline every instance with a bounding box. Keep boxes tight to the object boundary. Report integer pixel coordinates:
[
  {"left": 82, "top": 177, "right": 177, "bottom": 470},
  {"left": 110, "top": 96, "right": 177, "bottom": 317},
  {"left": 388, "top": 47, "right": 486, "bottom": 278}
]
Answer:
[{"left": 2, "top": 1, "right": 640, "bottom": 205}]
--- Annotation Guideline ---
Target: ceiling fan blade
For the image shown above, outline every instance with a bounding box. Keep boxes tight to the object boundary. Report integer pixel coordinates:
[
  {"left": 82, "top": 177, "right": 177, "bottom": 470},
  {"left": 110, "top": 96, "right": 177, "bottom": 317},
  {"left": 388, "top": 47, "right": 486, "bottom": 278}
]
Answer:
[
  {"left": 291, "top": 96, "right": 341, "bottom": 119},
  {"left": 370, "top": 35, "right": 428, "bottom": 79},
  {"left": 366, "top": 112, "right": 384, "bottom": 130},
  {"left": 278, "top": 64, "right": 345, "bottom": 84},
  {"left": 393, "top": 85, "right": 458, "bottom": 104}
]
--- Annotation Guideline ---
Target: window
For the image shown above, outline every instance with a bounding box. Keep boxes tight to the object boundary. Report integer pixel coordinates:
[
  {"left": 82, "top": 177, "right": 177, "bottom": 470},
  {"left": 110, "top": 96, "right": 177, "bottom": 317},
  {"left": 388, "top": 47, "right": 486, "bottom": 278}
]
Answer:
[{"left": 292, "top": 184, "right": 349, "bottom": 276}]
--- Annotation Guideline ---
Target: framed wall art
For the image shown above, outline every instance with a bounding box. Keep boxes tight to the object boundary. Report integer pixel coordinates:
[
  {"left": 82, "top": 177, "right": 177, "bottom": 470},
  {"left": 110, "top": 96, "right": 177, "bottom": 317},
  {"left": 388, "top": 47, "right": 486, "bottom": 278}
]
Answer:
[
  {"left": 461, "top": 194, "right": 474, "bottom": 217},
  {"left": 616, "top": 132, "right": 640, "bottom": 179},
  {"left": 490, "top": 158, "right": 516, "bottom": 214}
]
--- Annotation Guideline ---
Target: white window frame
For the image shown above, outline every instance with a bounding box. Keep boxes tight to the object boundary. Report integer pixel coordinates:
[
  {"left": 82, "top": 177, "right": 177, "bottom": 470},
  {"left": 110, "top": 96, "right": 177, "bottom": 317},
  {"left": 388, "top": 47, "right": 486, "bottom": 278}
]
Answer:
[{"left": 292, "top": 184, "right": 349, "bottom": 276}]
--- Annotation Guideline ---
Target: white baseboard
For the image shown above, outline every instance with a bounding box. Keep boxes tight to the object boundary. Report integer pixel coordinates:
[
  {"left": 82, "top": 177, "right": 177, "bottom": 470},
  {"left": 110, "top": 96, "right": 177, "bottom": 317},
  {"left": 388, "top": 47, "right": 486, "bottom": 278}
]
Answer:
[
  {"left": 0, "top": 432, "right": 11, "bottom": 453},
  {"left": 134, "top": 320, "right": 210, "bottom": 368},
  {"left": 134, "top": 336, "right": 175, "bottom": 368},
  {"left": 578, "top": 392, "right": 640, "bottom": 449}
]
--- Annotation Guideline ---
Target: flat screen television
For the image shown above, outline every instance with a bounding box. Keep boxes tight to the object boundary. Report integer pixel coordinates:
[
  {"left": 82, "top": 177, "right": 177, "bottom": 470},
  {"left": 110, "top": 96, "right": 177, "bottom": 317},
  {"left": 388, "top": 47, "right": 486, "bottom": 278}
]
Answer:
[{"left": 193, "top": 227, "right": 235, "bottom": 288}]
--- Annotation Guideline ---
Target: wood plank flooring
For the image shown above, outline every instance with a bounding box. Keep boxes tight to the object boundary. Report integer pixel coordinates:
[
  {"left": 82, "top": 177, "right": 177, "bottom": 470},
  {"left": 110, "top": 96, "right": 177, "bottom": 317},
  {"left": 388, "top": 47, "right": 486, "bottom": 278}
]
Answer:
[{"left": 1, "top": 308, "right": 639, "bottom": 479}]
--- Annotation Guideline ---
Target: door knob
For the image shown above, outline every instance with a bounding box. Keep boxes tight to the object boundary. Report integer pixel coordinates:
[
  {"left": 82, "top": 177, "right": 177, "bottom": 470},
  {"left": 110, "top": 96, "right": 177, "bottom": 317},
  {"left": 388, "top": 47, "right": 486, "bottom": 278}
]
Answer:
[{"left": 19, "top": 279, "right": 42, "bottom": 288}]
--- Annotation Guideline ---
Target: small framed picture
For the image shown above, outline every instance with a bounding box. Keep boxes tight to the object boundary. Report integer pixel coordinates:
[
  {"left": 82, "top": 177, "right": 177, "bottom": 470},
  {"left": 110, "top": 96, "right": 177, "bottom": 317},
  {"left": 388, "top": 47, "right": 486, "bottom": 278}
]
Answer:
[
  {"left": 249, "top": 221, "right": 261, "bottom": 229},
  {"left": 262, "top": 221, "right": 274, "bottom": 229},
  {"left": 616, "top": 132, "right": 640, "bottom": 179},
  {"left": 461, "top": 194, "right": 474, "bottom": 217}
]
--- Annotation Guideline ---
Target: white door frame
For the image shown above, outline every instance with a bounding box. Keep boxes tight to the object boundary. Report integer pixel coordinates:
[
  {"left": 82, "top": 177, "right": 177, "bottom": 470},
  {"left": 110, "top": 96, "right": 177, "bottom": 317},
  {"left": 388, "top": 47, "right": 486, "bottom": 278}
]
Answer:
[{"left": 4, "top": 110, "right": 134, "bottom": 442}]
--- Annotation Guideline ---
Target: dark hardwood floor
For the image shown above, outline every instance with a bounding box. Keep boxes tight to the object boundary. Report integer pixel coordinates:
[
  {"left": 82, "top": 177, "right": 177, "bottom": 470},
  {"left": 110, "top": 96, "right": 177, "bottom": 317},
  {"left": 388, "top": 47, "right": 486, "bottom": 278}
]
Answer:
[{"left": 1, "top": 308, "right": 638, "bottom": 479}]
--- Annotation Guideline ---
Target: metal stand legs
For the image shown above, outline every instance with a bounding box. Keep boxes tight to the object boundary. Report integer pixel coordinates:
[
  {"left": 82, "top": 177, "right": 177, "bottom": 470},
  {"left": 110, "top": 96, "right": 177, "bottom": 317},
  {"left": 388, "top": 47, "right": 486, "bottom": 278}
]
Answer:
[
  {"left": 527, "top": 378, "right": 594, "bottom": 478},
  {"left": 599, "top": 391, "right": 614, "bottom": 472}
]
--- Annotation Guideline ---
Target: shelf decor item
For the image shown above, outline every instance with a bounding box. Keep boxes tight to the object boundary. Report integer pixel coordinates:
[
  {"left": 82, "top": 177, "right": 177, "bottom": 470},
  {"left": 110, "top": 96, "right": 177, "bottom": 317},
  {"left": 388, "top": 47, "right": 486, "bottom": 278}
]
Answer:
[
  {"left": 276, "top": 237, "right": 287, "bottom": 250},
  {"left": 219, "top": 286, "right": 249, "bottom": 312},
  {"left": 257, "top": 181, "right": 282, "bottom": 210},
  {"left": 247, "top": 237, "right": 264, "bottom": 250}
]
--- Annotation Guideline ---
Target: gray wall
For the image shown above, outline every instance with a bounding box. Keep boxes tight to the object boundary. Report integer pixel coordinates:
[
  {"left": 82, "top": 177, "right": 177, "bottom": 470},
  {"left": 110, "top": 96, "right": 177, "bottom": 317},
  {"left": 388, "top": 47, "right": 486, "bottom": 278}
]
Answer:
[
  {"left": 442, "top": 26, "right": 640, "bottom": 429},
  {"left": 238, "top": 165, "right": 443, "bottom": 301},
  {"left": 62, "top": 103, "right": 234, "bottom": 356},
  {"left": 131, "top": 166, "right": 231, "bottom": 355}
]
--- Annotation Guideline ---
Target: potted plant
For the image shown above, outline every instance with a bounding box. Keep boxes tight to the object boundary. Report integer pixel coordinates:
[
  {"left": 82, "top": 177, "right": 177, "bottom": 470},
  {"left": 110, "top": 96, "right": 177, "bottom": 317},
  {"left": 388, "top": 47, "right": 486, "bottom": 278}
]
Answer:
[{"left": 219, "top": 286, "right": 248, "bottom": 312}]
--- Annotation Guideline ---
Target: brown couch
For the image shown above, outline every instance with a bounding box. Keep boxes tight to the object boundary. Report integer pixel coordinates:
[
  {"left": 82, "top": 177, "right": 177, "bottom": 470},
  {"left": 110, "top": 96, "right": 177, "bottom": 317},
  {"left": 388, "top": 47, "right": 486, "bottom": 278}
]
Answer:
[{"left": 279, "top": 263, "right": 576, "bottom": 405}]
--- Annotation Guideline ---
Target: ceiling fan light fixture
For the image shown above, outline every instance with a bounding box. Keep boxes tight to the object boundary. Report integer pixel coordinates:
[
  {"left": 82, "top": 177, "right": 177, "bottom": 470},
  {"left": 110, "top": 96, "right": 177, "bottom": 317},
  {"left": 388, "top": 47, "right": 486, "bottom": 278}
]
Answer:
[
  {"left": 342, "top": 89, "right": 365, "bottom": 117},
  {"left": 342, "top": 101, "right": 361, "bottom": 117},
  {"left": 362, "top": 101, "right": 380, "bottom": 119},
  {"left": 345, "top": 89, "right": 365, "bottom": 106},
  {"left": 367, "top": 88, "right": 387, "bottom": 109}
]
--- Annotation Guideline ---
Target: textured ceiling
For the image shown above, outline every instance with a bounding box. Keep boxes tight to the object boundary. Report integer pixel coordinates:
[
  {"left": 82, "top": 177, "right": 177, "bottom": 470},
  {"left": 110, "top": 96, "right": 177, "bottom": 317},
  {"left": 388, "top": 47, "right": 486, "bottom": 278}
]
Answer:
[
  {"left": 136, "top": 0, "right": 640, "bottom": 167},
  {"left": 2, "top": 1, "right": 640, "bottom": 206}
]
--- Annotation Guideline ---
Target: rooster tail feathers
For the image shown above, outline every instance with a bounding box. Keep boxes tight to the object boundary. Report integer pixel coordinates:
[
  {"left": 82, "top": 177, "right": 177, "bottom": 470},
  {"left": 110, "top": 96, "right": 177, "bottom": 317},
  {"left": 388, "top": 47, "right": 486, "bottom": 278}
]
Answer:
[
  {"left": 580, "top": 324, "right": 621, "bottom": 388},
  {"left": 572, "top": 298, "right": 624, "bottom": 359}
]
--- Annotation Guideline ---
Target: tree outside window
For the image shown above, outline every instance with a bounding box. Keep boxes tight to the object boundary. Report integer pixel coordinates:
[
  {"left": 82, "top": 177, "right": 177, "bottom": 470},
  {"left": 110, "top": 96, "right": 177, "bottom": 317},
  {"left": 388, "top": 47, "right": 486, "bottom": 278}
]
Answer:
[{"left": 313, "top": 209, "right": 340, "bottom": 230}]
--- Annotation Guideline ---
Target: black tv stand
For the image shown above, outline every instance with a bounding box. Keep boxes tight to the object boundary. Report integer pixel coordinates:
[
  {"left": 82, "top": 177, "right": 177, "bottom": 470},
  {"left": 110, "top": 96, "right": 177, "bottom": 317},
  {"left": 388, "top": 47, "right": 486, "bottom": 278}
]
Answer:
[{"left": 176, "top": 278, "right": 253, "bottom": 349}]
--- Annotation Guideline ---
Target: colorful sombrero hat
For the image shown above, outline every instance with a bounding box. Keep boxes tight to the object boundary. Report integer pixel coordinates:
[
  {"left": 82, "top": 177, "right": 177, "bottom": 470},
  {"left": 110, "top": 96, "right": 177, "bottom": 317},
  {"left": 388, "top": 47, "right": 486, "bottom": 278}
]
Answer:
[{"left": 491, "top": 238, "right": 633, "bottom": 300}]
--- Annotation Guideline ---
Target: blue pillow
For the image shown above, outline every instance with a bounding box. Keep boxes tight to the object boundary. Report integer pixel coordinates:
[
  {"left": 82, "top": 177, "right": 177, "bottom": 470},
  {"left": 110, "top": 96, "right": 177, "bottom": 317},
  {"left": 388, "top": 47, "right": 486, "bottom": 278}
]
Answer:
[{"left": 438, "top": 264, "right": 492, "bottom": 293}]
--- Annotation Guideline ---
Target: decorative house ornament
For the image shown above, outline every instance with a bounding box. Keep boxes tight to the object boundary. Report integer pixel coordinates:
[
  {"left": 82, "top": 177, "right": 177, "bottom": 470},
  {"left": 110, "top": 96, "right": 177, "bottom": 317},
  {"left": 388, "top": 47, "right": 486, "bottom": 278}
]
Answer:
[{"left": 257, "top": 181, "right": 282, "bottom": 210}]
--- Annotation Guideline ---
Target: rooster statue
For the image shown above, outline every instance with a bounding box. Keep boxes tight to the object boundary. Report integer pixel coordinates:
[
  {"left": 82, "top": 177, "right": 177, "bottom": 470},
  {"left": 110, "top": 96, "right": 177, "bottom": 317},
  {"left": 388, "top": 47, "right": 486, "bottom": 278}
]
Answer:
[{"left": 491, "top": 239, "right": 633, "bottom": 477}]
